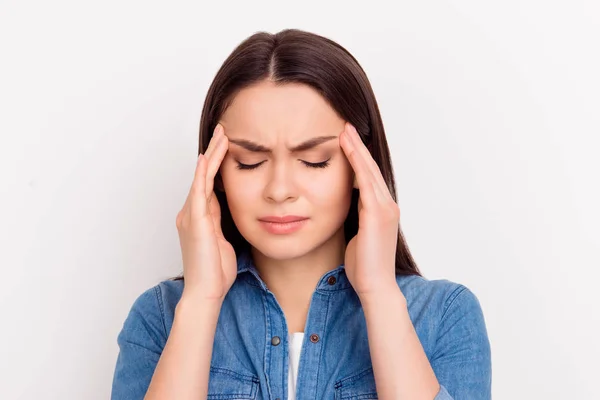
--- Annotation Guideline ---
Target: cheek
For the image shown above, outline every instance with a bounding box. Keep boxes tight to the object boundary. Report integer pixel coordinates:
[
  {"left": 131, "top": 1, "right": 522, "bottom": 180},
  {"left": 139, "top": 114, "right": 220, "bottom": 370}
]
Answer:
[
  {"left": 303, "top": 162, "right": 354, "bottom": 207},
  {"left": 220, "top": 163, "right": 261, "bottom": 215}
]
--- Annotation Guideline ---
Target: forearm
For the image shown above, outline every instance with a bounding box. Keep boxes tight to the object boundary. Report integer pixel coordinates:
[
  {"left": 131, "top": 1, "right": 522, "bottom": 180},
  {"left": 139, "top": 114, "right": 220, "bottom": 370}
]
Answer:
[
  {"left": 145, "top": 293, "right": 222, "bottom": 400},
  {"left": 360, "top": 283, "right": 440, "bottom": 400}
]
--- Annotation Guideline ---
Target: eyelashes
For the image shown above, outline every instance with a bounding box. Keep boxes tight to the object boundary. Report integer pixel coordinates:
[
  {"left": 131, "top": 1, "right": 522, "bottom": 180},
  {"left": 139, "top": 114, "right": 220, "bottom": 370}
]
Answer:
[
  {"left": 235, "top": 161, "right": 264, "bottom": 170},
  {"left": 235, "top": 158, "right": 331, "bottom": 171},
  {"left": 302, "top": 159, "right": 330, "bottom": 169}
]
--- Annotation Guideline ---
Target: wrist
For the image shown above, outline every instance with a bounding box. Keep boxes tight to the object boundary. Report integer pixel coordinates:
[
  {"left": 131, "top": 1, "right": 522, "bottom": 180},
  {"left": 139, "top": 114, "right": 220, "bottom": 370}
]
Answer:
[
  {"left": 358, "top": 281, "right": 406, "bottom": 309},
  {"left": 177, "top": 290, "right": 224, "bottom": 318}
]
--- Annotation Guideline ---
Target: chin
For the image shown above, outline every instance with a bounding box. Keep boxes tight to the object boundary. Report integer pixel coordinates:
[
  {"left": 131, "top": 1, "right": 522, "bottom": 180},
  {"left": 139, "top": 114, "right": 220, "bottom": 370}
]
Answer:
[
  {"left": 247, "top": 236, "right": 316, "bottom": 261},
  {"left": 244, "top": 224, "right": 345, "bottom": 262}
]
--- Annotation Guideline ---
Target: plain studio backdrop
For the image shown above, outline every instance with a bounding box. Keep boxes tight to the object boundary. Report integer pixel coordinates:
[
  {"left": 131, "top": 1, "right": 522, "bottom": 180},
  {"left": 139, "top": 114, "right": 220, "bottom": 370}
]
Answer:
[{"left": 1, "top": 1, "right": 598, "bottom": 399}]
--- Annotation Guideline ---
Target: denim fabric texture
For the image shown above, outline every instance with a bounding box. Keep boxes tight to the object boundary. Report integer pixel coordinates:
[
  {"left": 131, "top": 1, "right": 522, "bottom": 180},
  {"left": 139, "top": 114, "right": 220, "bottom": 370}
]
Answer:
[{"left": 112, "top": 250, "right": 492, "bottom": 399}]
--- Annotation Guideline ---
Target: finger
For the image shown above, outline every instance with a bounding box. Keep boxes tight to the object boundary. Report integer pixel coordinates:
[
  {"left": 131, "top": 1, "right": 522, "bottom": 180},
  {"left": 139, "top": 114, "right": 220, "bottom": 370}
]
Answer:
[
  {"left": 340, "top": 127, "right": 378, "bottom": 208},
  {"left": 205, "top": 126, "right": 228, "bottom": 197},
  {"left": 181, "top": 153, "right": 202, "bottom": 214},
  {"left": 203, "top": 124, "right": 224, "bottom": 159},
  {"left": 345, "top": 123, "right": 390, "bottom": 200},
  {"left": 344, "top": 123, "right": 392, "bottom": 202},
  {"left": 182, "top": 124, "right": 223, "bottom": 213},
  {"left": 188, "top": 153, "right": 208, "bottom": 217}
]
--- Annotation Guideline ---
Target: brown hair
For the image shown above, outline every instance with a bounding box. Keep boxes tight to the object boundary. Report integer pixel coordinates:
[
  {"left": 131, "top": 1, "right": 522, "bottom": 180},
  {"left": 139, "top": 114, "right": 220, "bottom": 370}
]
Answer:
[{"left": 176, "top": 28, "right": 421, "bottom": 278}]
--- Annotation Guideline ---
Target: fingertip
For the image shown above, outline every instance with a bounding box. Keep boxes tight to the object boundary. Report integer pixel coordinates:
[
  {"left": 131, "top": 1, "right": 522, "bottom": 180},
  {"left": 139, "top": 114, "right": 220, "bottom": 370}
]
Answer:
[
  {"left": 217, "top": 133, "right": 229, "bottom": 155},
  {"left": 342, "top": 123, "right": 350, "bottom": 138},
  {"left": 339, "top": 128, "right": 351, "bottom": 147}
]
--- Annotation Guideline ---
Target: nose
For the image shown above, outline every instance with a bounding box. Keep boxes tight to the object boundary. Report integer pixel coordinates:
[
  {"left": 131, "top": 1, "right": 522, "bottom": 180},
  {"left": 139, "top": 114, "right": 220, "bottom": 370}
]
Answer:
[{"left": 263, "top": 160, "right": 298, "bottom": 203}]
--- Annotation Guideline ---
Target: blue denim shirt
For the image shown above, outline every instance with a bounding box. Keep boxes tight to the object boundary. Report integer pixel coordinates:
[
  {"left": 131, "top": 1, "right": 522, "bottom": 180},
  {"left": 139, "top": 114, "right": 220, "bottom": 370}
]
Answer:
[{"left": 112, "top": 250, "right": 491, "bottom": 399}]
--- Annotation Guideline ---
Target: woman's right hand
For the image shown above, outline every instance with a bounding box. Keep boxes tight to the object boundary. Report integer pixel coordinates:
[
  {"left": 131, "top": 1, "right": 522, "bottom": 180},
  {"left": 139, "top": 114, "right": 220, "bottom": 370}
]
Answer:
[{"left": 175, "top": 124, "right": 237, "bottom": 302}]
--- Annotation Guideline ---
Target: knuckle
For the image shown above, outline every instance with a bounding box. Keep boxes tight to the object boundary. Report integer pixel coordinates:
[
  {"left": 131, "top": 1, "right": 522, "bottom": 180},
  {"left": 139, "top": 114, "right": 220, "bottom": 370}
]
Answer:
[
  {"left": 374, "top": 201, "right": 399, "bottom": 221},
  {"left": 387, "top": 203, "right": 400, "bottom": 220},
  {"left": 176, "top": 208, "right": 188, "bottom": 227},
  {"left": 189, "top": 202, "right": 207, "bottom": 220},
  {"left": 179, "top": 215, "right": 191, "bottom": 230}
]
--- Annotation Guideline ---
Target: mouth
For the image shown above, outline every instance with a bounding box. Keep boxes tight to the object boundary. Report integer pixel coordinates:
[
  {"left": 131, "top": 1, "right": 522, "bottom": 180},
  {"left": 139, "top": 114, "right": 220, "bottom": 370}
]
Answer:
[
  {"left": 258, "top": 215, "right": 308, "bottom": 223},
  {"left": 258, "top": 216, "right": 309, "bottom": 234}
]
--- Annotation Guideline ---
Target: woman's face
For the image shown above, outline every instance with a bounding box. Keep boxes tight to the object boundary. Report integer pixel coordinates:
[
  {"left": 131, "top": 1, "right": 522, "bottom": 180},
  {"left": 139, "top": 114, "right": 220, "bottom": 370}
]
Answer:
[{"left": 218, "top": 80, "right": 354, "bottom": 260}]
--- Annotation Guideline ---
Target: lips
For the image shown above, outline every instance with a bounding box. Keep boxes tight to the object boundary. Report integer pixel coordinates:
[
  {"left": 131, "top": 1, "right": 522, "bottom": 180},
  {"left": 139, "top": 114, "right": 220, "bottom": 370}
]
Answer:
[
  {"left": 258, "top": 216, "right": 309, "bottom": 235},
  {"left": 258, "top": 216, "right": 308, "bottom": 223}
]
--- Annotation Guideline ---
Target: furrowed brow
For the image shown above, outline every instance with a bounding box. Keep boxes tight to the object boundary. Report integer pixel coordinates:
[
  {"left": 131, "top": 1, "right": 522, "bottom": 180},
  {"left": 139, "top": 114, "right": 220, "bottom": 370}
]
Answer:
[{"left": 228, "top": 135, "right": 337, "bottom": 153}]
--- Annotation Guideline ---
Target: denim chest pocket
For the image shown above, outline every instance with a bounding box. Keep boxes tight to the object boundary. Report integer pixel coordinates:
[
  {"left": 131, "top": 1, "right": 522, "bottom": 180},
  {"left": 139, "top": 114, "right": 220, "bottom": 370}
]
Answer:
[
  {"left": 334, "top": 367, "right": 378, "bottom": 400},
  {"left": 207, "top": 366, "right": 260, "bottom": 400}
]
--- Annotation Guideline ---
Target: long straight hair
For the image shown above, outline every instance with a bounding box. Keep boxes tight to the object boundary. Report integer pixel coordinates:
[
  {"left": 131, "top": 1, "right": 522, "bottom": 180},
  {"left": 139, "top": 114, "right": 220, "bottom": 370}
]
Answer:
[{"left": 176, "top": 29, "right": 421, "bottom": 278}]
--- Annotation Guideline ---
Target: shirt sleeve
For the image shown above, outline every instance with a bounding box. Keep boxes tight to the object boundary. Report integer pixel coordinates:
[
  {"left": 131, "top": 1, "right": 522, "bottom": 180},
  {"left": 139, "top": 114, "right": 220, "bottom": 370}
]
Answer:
[
  {"left": 111, "top": 285, "right": 167, "bottom": 400},
  {"left": 431, "top": 286, "right": 492, "bottom": 399}
]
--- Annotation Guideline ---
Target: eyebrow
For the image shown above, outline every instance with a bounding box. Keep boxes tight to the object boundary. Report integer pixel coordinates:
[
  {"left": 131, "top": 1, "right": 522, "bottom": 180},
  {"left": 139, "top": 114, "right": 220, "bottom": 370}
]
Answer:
[{"left": 228, "top": 135, "right": 338, "bottom": 153}]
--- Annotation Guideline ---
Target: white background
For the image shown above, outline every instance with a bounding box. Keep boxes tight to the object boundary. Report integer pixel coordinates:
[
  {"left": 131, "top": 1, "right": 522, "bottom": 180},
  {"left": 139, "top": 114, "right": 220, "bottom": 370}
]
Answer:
[{"left": 1, "top": 1, "right": 598, "bottom": 398}]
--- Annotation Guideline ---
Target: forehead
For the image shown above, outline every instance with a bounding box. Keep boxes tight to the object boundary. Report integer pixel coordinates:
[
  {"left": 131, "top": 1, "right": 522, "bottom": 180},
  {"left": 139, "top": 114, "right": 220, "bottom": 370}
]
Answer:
[{"left": 220, "top": 80, "right": 345, "bottom": 140}]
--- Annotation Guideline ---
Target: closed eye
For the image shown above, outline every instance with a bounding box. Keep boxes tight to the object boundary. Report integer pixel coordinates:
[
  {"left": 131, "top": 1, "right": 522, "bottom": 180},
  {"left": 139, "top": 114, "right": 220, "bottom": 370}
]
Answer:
[
  {"left": 235, "top": 158, "right": 331, "bottom": 170},
  {"left": 235, "top": 161, "right": 265, "bottom": 170},
  {"left": 301, "top": 159, "right": 330, "bottom": 169}
]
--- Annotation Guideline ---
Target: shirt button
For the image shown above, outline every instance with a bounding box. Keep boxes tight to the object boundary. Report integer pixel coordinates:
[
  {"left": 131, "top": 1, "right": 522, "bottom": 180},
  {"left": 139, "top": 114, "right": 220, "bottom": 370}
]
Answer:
[
  {"left": 271, "top": 336, "right": 281, "bottom": 346},
  {"left": 310, "top": 333, "right": 320, "bottom": 343},
  {"left": 327, "top": 276, "right": 337, "bottom": 285}
]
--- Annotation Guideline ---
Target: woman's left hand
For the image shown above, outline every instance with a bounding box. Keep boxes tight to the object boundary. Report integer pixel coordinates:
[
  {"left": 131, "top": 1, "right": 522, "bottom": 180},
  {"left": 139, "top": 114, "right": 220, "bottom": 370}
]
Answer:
[{"left": 339, "top": 122, "right": 402, "bottom": 299}]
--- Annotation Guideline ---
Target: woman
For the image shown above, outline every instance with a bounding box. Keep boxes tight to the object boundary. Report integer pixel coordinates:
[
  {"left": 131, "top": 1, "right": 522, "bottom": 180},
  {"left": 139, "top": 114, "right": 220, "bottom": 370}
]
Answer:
[{"left": 111, "top": 29, "right": 491, "bottom": 400}]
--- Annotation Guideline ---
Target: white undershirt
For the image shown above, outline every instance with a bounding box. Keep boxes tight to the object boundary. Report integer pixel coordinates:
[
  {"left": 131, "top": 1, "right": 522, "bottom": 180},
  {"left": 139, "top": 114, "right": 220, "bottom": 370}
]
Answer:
[{"left": 287, "top": 332, "right": 304, "bottom": 400}]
